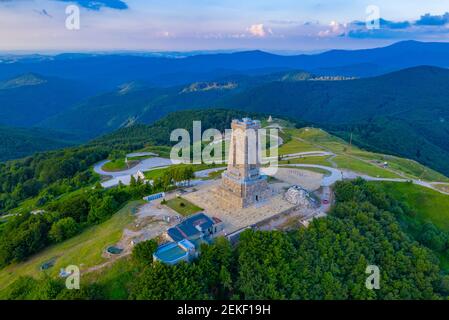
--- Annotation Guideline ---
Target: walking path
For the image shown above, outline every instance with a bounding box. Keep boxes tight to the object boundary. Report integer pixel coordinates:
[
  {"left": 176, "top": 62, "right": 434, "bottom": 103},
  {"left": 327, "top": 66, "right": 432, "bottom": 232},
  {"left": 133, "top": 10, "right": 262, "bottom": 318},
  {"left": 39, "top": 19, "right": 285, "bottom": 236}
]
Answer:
[
  {"left": 284, "top": 163, "right": 449, "bottom": 195},
  {"left": 93, "top": 129, "right": 449, "bottom": 194}
]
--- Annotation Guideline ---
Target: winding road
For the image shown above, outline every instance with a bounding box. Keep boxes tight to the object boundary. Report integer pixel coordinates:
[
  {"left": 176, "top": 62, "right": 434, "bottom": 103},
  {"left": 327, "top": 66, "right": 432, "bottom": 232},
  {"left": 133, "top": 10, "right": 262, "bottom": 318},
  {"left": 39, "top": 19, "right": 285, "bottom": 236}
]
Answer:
[
  {"left": 93, "top": 125, "right": 449, "bottom": 194},
  {"left": 94, "top": 154, "right": 180, "bottom": 188},
  {"left": 283, "top": 163, "right": 449, "bottom": 195},
  {"left": 94, "top": 157, "right": 176, "bottom": 177}
]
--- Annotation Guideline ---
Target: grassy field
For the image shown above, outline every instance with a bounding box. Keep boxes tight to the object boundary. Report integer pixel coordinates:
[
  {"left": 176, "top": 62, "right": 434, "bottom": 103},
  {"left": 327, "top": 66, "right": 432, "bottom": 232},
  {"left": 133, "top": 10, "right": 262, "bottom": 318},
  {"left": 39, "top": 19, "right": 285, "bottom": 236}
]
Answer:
[
  {"left": 350, "top": 150, "right": 449, "bottom": 182},
  {"left": 280, "top": 156, "right": 331, "bottom": 167},
  {"left": 102, "top": 159, "right": 139, "bottom": 172},
  {"left": 334, "top": 155, "right": 400, "bottom": 179},
  {"left": 293, "top": 127, "right": 449, "bottom": 182},
  {"left": 127, "top": 155, "right": 153, "bottom": 161},
  {"left": 0, "top": 201, "right": 143, "bottom": 296},
  {"left": 139, "top": 145, "right": 172, "bottom": 158},
  {"left": 82, "top": 256, "right": 137, "bottom": 300},
  {"left": 386, "top": 157, "right": 449, "bottom": 182},
  {"left": 296, "top": 128, "right": 351, "bottom": 153},
  {"left": 434, "top": 184, "right": 449, "bottom": 193},
  {"left": 143, "top": 167, "right": 170, "bottom": 180},
  {"left": 165, "top": 197, "right": 203, "bottom": 216},
  {"left": 9, "top": 187, "right": 93, "bottom": 215},
  {"left": 287, "top": 127, "right": 427, "bottom": 179},
  {"left": 278, "top": 139, "right": 319, "bottom": 155},
  {"left": 376, "top": 182, "right": 449, "bottom": 231},
  {"left": 143, "top": 163, "right": 222, "bottom": 180},
  {"left": 372, "top": 181, "right": 449, "bottom": 270}
]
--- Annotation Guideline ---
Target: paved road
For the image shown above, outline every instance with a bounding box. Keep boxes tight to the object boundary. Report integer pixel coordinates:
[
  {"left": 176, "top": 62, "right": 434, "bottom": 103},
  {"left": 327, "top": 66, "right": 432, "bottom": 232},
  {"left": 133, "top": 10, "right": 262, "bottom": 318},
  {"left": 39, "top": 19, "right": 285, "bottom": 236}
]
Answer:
[
  {"left": 285, "top": 163, "right": 449, "bottom": 195},
  {"left": 94, "top": 157, "right": 176, "bottom": 178},
  {"left": 98, "top": 163, "right": 224, "bottom": 189},
  {"left": 94, "top": 152, "right": 180, "bottom": 188},
  {"left": 95, "top": 153, "right": 449, "bottom": 195},
  {"left": 285, "top": 164, "right": 342, "bottom": 187},
  {"left": 93, "top": 135, "right": 449, "bottom": 195}
]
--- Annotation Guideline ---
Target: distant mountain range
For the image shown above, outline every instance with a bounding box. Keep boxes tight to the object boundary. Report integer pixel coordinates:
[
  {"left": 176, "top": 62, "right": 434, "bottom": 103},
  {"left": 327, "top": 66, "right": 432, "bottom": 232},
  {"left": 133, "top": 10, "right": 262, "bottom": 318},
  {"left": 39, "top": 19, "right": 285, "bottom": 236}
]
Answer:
[
  {"left": 0, "top": 74, "right": 94, "bottom": 127},
  {"left": 0, "top": 126, "right": 78, "bottom": 161},
  {"left": 37, "top": 65, "right": 449, "bottom": 176},
  {"left": 1, "top": 40, "right": 449, "bottom": 91},
  {"left": 222, "top": 66, "right": 449, "bottom": 176},
  {"left": 2, "top": 40, "right": 449, "bottom": 175}
]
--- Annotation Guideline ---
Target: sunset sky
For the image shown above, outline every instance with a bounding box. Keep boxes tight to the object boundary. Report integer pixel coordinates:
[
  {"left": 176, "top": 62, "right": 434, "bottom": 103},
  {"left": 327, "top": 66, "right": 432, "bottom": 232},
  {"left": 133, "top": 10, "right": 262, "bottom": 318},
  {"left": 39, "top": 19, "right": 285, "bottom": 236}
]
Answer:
[{"left": 2, "top": 0, "right": 449, "bottom": 52}]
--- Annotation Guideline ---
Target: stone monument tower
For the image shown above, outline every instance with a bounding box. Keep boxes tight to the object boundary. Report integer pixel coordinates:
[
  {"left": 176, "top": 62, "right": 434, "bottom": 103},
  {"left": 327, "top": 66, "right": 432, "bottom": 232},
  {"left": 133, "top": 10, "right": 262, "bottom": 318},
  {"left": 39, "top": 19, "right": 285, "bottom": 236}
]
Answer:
[{"left": 217, "top": 118, "right": 270, "bottom": 209}]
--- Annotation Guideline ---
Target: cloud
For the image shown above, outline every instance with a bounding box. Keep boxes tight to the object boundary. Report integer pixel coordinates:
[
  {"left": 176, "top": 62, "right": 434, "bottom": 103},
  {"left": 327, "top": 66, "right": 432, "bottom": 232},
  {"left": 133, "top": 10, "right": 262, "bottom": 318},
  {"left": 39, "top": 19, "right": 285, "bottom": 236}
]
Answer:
[
  {"left": 380, "top": 18, "right": 411, "bottom": 29},
  {"left": 248, "top": 24, "right": 272, "bottom": 37},
  {"left": 352, "top": 18, "right": 411, "bottom": 30},
  {"left": 415, "top": 12, "right": 449, "bottom": 26},
  {"left": 346, "top": 28, "right": 405, "bottom": 39},
  {"left": 342, "top": 13, "right": 449, "bottom": 39},
  {"left": 318, "top": 21, "right": 347, "bottom": 38},
  {"left": 55, "top": 0, "right": 128, "bottom": 10},
  {"left": 0, "top": 0, "right": 128, "bottom": 10}
]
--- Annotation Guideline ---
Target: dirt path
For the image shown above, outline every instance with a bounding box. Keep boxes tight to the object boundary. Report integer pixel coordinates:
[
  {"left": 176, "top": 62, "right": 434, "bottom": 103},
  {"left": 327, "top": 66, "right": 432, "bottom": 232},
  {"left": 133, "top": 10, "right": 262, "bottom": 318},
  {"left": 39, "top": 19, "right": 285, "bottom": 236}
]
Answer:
[{"left": 82, "top": 202, "right": 180, "bottom": 275}]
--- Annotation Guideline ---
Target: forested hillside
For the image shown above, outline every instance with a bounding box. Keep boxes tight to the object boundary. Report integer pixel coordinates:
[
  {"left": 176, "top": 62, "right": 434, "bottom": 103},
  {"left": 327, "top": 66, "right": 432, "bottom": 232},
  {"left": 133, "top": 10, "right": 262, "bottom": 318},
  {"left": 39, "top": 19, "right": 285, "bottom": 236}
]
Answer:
[
  {"left": 0, "top": 126, "right": 77, "bottom": 161},
  {"left": 0, "top": 109, "right": 268, "bottom": 211},
  {"left": 91, "top": 109, "right": 268, "bottom": 147},
  {"left": 36, "top": 65, "right": 449, "bottom": 176},
  {"left": 222, "top": 66, "right": 449, "bottom": 175},
  {"left": 5, "top": 179, "right": 449, "bottom": 300},
  {"left": 0, "top": 74, "right": 94, "bottom": 128},
  {"left": 1, "top": 106, "right": 449, "bottom": 300}
]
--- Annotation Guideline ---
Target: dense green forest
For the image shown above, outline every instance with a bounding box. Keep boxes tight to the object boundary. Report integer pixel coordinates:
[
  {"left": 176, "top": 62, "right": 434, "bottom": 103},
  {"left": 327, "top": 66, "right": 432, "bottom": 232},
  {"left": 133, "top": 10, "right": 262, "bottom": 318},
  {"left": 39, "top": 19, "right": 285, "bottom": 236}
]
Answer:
[
  {"left": 0, "top": 109, "right": 258, "bottom": 211},
  {"left": 90, "top": 109, "right": 265, "bottom": 148},
  {"left": 1, "top": 108, "right": 448, "bottom": 300},
  {"left": 92, "top": 108, "right": 274, "bottom": 148},
  {"left": 222, "top": 67, "right": 449, "bottom": 176},
  {"left": 4, "top": 68, "right": 448, "bottom": 177},
  {"left": 31, "top": 66, "right": 449, "bottom": 176},
  {"left": 5, "top": 179, "right": 449, "bottom": 300},
  {"left": 0, "top": 126, "right": 78, "bottom": 162},
  {"left": 0, "top": 146, "right": 109, "bottom": 210},
  {"left": 0, "top": 109, "right": 271, "bottom": 268},
  {"left": 0, "top": 74, "right": 93, "bottom": 128},
  {"left": 130, "top": 179, "right": 448, "bottom": 300},
  {"left": 328, "top": 118, "right": 449, "bottom": 180},
  {"left": 0, "top": 164, "right": 195, "bottom": 268}
]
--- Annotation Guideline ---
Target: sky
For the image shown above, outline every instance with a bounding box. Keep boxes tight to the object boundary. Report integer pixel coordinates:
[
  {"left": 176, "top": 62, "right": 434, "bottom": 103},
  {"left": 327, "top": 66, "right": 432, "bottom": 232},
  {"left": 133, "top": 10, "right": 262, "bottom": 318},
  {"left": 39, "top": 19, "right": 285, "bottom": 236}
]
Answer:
[{"left": 2, "top": 0, "right": 449, "bottom": 53}]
